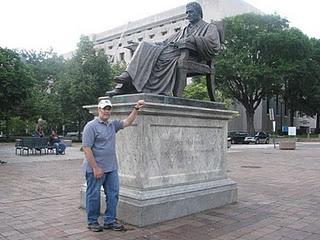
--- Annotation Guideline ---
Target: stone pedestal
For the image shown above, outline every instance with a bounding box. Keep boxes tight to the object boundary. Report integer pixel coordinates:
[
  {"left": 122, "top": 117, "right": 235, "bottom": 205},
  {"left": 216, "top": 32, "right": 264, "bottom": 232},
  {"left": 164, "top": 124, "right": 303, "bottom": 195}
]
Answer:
[
  {"left": 81, "top": 94, "right": 238, "bottom": 227},
  {"left": 279, "top": 139, "right": 296, "bottom": 150}
]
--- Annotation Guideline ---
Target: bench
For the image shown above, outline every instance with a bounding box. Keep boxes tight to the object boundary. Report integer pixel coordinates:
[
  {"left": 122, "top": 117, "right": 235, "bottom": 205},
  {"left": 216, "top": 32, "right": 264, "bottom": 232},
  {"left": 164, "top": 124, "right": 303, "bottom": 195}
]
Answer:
[{"left": 15, "top": 137, "right": 64, "bottom": 155}]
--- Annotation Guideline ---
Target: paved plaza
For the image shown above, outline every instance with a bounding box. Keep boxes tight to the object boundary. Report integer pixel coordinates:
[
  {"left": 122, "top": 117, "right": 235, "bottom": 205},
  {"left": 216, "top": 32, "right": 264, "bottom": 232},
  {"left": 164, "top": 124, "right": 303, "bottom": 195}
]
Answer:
[{"left": 0, "top": 142, "right": 320, "bottom": 240}]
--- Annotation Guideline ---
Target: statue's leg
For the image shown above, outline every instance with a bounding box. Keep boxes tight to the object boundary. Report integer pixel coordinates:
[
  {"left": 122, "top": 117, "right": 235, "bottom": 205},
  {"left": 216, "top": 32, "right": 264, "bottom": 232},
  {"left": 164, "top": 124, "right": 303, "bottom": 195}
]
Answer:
[
  {"left": 173, "top": 68, "right": 187, "bottom": 98},
  {"left": 114, "top": 72, "right": 132, "bottom": 84},
  {"left": 206, "top": 71, "right": 215, "bottom": 101}
]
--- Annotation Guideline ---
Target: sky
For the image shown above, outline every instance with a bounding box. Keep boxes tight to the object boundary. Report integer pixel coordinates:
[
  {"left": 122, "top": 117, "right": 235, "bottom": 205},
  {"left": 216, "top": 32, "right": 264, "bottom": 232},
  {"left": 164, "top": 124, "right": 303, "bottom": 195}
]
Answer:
[{"left": 0, "top": 0, "right": 319, "bottom": 55}]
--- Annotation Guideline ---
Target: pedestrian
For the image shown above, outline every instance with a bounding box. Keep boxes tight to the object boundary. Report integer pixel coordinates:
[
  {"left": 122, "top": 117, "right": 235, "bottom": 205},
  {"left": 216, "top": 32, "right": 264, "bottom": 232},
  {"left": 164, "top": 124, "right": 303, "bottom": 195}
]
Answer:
[{"left": 82, "top": 98, "right": 145, "bottom": 232}]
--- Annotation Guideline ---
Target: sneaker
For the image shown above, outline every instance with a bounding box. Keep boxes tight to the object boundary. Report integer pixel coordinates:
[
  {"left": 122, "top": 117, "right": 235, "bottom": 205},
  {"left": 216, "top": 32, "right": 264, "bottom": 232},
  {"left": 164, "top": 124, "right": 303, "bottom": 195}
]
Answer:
[
  {"left": 103, "top": 222, "right": 125, "bottom": 231},
  {"left": 87, "top": 223, "right": 103, "bottom": 232}
]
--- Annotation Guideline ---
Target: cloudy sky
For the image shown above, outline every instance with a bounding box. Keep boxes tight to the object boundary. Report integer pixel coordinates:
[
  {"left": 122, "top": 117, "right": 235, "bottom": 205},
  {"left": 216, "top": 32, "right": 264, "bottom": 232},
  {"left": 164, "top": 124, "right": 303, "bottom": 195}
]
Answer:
[{"left": 0, "top": 0, "right": 319, "bottom": 54}]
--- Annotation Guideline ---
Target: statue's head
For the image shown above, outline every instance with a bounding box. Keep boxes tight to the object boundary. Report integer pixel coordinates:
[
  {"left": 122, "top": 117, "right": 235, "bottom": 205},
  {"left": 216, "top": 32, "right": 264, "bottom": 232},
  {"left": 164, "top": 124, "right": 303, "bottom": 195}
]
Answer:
[{"left": 186, "top": 2, "right": 203, "bottom": 23}]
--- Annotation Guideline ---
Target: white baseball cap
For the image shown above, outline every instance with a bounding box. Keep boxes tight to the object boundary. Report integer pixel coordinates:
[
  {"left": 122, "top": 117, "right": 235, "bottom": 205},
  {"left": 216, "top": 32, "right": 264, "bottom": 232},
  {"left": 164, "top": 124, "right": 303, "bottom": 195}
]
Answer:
[{"left": 98, "top": 99, "right": 112, "bottom": 108}]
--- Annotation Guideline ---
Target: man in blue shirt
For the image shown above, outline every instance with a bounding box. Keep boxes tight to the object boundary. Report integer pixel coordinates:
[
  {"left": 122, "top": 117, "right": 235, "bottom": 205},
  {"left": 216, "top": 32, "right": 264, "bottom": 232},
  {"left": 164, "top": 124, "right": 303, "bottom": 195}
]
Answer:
[{"left": 82, "top": 98, "right": 145, "bottom": 232}]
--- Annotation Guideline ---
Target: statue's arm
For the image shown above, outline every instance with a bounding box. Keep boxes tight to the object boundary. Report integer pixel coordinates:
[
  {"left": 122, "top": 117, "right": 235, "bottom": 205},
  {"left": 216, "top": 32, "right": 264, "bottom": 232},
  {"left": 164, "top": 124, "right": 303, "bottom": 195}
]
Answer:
[{"left": 187, "top": 24, "right": 221, "bottom": 60}]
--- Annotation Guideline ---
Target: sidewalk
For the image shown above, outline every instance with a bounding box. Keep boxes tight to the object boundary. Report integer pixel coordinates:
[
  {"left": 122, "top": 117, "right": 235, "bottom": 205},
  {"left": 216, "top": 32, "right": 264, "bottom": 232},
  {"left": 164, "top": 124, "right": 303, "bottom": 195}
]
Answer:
[{"left": 0, "top": 142, "right": 320, "bottom": 240}]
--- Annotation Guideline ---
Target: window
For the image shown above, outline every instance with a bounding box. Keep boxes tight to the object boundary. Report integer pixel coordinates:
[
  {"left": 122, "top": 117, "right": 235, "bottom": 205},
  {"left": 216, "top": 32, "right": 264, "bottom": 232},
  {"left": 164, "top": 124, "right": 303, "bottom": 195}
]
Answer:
[
  {"left": 138, "top": 37, "right": 143, "bottom": 42},
  {"left": 174, "top": 27, "right": 181, "bottom": 32},
  {"left": 108, "top": 46, "right": 113, "bottom": 50},
  {"left": 118, "top": 43, "right": 122, "bottom": 47},
  {"left": 149, "top": 34, "right": 155, "bottom": 39},
  {"left": 161, "top": 31, "right": 168, "bottom": 36}
]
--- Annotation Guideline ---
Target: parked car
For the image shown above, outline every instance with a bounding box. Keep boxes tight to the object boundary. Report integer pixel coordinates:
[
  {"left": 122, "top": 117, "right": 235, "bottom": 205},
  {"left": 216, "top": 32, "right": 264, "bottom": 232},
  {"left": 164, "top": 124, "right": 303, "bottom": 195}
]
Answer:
[
  {"left": 66, "top": 131, "right": 82, "bottom": 140},
  {"left": 244, "top": 132, "right": 270, "bottom": 144},
  {"left": 228, "top": 131, "right": 249, "bottom": 144}
]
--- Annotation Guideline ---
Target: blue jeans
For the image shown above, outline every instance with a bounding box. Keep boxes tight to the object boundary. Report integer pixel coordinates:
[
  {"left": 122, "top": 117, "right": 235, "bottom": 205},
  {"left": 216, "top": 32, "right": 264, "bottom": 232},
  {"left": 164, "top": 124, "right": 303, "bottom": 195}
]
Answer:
[
  {"left": 85, "top": 170, "right": 119, "bottom": 225},
  {"left": 53, "top": 142, "right": 66, "bottom": 154}
]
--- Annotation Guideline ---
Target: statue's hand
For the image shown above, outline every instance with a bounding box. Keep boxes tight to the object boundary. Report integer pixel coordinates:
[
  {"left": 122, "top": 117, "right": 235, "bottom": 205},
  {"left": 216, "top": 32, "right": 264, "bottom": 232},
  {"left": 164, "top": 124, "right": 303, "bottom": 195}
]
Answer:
[
  {"left": 154, "top": 42, "right": 163, "bottom": 46},
  {"left": 174, "top": 36, "right": 195, "bottom": 48}
]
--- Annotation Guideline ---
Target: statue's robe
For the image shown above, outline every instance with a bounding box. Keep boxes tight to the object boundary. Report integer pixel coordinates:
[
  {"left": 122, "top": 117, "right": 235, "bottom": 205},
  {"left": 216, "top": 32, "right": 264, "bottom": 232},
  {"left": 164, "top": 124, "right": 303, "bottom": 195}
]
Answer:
[{"left": 126, "top": 19, "right": 221, "bottom": 95}]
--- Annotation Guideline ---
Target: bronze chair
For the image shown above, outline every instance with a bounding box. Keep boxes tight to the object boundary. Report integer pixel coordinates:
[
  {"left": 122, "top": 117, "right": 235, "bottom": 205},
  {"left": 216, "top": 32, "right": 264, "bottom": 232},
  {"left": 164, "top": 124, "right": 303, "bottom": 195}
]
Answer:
[{"left": 173, "top": 42, "right": 216, "bottom": 101}]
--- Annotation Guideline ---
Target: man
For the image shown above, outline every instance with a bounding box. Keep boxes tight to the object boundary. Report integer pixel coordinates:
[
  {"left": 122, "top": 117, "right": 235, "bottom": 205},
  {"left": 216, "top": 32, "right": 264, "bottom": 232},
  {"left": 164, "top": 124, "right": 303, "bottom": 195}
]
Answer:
[
  {"left": 107, "top": 1, "right": 221, "bottom": 97},
  {"left": 82, "top": 98, "right": 145, "bottom": 232}
]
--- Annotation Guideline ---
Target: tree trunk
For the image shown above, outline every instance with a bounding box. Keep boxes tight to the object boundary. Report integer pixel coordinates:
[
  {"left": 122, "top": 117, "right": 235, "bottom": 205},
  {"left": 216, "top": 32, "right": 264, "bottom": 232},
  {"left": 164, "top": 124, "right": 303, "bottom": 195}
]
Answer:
[
  {"left": 5, "top": 115, "right": 9, "bottom": 140},
  {"left": 289, "top": 110, "right": 295, "bottom": 126},
  {"left": 316, "top": 113, "right": 320, "bottom": 134},
  {"left": 77, "top": 120, "right": 82, "bottom": 141},
  {"left": 246, "top": 109, "right": 255, "bottom": 135}
]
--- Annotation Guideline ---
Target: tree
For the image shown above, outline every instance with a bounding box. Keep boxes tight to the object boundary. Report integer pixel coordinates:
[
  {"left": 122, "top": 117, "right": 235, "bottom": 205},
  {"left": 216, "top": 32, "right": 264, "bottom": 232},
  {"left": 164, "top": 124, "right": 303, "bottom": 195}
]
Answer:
[
  {"left": 56, "top": 36, "right": 113, "bottom": 139},
  {"left": 0, "top": 47, "right": 34, "bottom": 137},
  {"left": 259, "top": 28, "right": 313, "bottom": 126},
  {"left": 301, "top": 38, "right": 320, "bottom": 132},
  {"left": 215, "top": 13, "right": 289, "bottom": 134},
  {"left": 19, "top": 49, "right": 66, "bottom": 132}
]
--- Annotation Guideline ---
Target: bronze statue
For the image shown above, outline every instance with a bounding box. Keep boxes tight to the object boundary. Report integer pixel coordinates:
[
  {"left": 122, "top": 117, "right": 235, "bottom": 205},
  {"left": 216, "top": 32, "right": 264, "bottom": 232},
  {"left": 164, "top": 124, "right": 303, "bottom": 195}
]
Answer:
[{"left": 106, "top": 2, "right": 221, "bottom": 98}]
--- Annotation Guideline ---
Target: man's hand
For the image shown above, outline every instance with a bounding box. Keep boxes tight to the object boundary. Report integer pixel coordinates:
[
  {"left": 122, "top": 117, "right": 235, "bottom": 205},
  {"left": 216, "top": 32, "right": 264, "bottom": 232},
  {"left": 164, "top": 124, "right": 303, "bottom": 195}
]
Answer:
[
  {"left": 123, "top": 99, "right": 145, "bottom": 128},
  {"left": 93, "top": 166, "right": 104, "bottom": 179},
  {"left": 135, "top": 100, "right": 145, "bottom": 110}
]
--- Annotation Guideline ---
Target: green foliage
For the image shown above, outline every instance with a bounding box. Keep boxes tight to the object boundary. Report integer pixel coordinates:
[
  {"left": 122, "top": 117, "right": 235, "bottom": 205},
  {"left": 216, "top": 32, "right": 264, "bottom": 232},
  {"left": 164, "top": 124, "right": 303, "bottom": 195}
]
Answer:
[
  {"left": 183, "top": 77, "right": 233, "bottom": 108},
  {"left": 8, "top": 117, "right": 26, "bottom": 136},
  {"left": 19, "top": 49, "right": 66, "bottom": 131},
  {"left": 215, "top": 13, "right": 291, "bottom": 134},
  {"left": 0, "top": 47, "right": 34, "bottom": 137},
  {"left": 183, "top": 78, "right": 209, "bottom": 101},
  {"left": 302, "top": 38, "right": 320, "bottom": 130},
  {"left": 259, "top": 28, "right": 317, "bottom": 125},
  {"left": 55, "top": 35, "right": 113, "bottom": 138},
  {"left": 0, "top": 48, "right": 34, "bottom": 117}
]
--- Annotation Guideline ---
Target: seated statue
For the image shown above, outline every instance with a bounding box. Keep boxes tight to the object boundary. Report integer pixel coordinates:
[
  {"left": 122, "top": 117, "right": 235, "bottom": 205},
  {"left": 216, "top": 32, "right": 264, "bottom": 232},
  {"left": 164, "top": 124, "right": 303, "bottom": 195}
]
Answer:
[{"left": 106, "top": 1, "right": 221, "bottom": 97}]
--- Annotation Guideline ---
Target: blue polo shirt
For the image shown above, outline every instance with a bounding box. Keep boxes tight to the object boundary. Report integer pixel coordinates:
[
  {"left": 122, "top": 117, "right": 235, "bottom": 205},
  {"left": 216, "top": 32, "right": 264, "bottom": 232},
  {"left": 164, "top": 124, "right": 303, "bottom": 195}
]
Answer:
[{"left": 82, "top": 117, "right": 124, "bottom": 173}]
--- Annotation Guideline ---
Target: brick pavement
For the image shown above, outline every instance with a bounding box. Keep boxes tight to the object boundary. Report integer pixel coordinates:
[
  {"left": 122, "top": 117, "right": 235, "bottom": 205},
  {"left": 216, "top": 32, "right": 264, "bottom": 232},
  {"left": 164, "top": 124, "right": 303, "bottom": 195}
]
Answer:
[{"left": 0, "top": 142, "right": 320, "bottom": 240}]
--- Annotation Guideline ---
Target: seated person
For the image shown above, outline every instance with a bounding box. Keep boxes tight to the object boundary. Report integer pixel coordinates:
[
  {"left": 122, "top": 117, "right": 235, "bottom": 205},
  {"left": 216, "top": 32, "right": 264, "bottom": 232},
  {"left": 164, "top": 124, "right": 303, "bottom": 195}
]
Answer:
[
  {"left": 107, "top": 1, "right": 221, "bottom": 97},
  {"left": 48, "top": 129, "right": 66, "bottom": 155}
]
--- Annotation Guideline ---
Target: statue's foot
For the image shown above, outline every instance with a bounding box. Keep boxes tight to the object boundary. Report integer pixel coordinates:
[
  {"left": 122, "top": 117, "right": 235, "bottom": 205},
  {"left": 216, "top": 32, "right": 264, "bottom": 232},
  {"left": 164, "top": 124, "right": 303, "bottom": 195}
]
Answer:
[
  {"left": 114, "top": 72, "right": 132, "bottom": 84},
  {"left": 106, "top": 83, "right": 138, "bottom": 97},
  {"left": 106, "top": 84, "right": 127, "bottom": 97}
]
